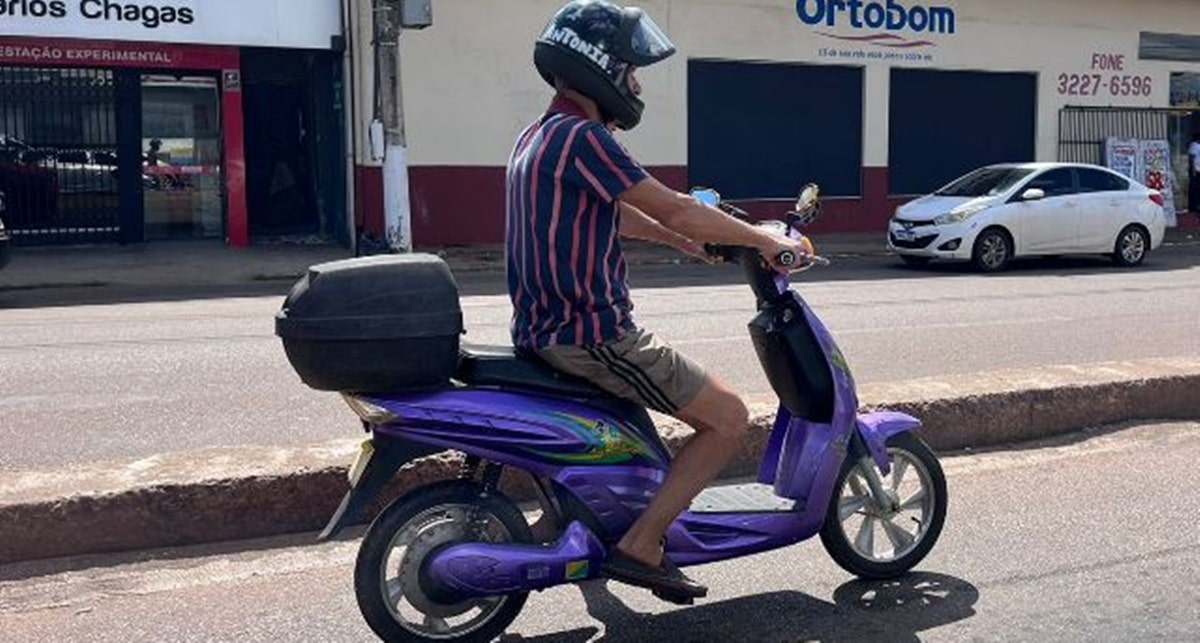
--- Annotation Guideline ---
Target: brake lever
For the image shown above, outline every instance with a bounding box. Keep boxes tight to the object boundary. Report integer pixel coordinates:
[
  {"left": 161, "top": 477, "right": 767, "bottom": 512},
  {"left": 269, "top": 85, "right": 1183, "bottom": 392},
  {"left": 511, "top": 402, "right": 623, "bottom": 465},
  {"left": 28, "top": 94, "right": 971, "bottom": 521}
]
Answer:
[{"left": 719, "top": 202, "right": 750, "bottom": 219}]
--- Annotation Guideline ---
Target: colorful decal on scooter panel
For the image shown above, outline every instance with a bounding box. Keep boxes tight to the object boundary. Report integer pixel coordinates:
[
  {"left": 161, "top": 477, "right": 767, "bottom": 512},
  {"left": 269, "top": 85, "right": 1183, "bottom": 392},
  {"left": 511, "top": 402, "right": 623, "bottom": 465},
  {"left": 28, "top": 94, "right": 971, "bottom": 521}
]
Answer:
[
  {"left": 526, "top": 412, "right": 664, "bottom": 465},
  {"left": 565, "top": 560, "right": 590, "bottom": 580},
  {"left": 827, "top": 345, "right": 850, "bottom": 374}
]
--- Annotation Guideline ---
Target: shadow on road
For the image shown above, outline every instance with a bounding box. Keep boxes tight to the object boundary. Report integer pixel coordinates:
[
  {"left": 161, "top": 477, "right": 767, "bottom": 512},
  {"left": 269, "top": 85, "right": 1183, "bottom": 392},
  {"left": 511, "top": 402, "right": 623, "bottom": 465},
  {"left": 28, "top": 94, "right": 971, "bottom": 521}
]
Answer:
[{"left": 501, "top": 571, "right": 979, "bottom": 643}]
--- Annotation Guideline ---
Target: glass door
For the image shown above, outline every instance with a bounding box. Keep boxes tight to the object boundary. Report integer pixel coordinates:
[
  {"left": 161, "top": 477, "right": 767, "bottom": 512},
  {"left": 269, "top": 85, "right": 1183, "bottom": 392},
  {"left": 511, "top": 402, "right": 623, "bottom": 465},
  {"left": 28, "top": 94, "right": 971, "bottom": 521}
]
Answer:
[{"left": 141, "top": 74, "right": 222, "bottom": 239}]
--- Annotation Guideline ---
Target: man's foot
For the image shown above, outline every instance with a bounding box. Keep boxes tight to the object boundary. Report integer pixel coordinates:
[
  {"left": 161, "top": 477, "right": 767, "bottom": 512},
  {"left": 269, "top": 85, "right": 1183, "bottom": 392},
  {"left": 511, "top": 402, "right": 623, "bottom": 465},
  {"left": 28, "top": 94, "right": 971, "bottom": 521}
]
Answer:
[{"left": 601, "top": 547, "right": 707, "bottom": 598}]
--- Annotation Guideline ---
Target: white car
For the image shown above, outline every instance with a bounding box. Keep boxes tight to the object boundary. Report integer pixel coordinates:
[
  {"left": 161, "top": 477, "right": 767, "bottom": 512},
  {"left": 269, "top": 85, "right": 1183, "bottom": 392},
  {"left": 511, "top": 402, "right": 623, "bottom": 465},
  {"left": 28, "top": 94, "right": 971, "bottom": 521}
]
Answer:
[{"left": 888, "top": 163, "right": 1167, "bottom": 272}]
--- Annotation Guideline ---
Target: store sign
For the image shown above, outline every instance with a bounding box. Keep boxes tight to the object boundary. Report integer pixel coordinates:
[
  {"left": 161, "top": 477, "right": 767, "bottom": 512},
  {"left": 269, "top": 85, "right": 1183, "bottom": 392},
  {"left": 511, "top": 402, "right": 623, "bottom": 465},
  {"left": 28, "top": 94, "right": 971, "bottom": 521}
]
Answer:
[
  {"left": 0, "top": 0, "right": 340, "bottom": 50},
  {"left": 797, "top": 0, "right": 956, "bottom": 35},
  {"left": 1056, "top": 53, "right": 1153, "bottom": 99},
  {"left": 797, "top": 0, "right": 955, "bottom": 56},
  {"left": 0, "top": 36, "right": 237, "bottom": 68}
]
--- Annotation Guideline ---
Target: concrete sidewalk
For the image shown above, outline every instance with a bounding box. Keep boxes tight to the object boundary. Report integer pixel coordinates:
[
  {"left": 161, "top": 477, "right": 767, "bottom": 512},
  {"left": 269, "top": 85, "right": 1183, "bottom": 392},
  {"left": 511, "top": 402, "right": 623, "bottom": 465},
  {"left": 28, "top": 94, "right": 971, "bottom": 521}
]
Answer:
[
  {"left": 2, "top": 356, "right": 1198, "bottom": 565},
  {"left": 0, "top": 232, "right": 921, "bottom": 291},
  {"left": 3, "top": 227, "right": 1197, "bottom": 293}
]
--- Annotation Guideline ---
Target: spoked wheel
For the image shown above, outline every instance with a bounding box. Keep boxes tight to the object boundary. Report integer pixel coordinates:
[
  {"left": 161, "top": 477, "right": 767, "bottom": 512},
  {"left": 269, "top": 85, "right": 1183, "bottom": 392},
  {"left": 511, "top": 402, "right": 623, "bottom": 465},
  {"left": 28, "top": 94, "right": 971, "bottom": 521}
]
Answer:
[
  {"left": 971, "top": 228, "right": 1012, "bottom": 273},
  {"left": 820, "top": 433, "right": 947, "bottom": 580},
  {"left": 354, "top": 480, "right": 533, "bottom": 643},
  {"left": 1112, "top": 225, "right": 1149, "bottom": 267}
]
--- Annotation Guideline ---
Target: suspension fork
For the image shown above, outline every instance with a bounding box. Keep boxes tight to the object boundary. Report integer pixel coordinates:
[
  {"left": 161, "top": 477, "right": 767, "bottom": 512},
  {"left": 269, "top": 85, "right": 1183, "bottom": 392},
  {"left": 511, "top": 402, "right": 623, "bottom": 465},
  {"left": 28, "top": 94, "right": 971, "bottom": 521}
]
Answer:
[{"left": 850, "top": 432, "right": 898, "bottom": 513}]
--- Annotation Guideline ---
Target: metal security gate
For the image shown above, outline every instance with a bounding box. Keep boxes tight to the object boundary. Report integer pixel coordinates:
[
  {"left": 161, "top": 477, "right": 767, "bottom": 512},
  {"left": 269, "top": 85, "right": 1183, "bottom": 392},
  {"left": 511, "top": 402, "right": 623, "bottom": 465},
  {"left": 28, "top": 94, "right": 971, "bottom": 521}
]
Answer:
[
  {"left": 0, "top": 66, "right": 121, "bottom": 244},
  {"left": 1058, "top": 106, "right": 1191, "bottom": 164}
]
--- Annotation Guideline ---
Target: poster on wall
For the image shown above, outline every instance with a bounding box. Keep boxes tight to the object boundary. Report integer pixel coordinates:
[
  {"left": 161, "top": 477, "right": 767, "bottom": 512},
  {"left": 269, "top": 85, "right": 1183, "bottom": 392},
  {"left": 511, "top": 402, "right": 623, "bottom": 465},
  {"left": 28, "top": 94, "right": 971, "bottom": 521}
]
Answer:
[
  {"left": 1104, "top": 137, "right": 1139, "bottom": 180},
  {"left": 1138, "top": 140, "right": 1177, "bottom": 227}
]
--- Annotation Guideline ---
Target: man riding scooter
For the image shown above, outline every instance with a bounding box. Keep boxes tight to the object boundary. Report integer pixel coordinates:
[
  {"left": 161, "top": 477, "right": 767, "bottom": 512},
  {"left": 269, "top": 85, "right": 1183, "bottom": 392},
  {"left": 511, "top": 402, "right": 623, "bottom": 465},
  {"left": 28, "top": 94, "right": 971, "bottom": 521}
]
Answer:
[{"left": 507, "top": 0, "right": 809, "bottom": 599}]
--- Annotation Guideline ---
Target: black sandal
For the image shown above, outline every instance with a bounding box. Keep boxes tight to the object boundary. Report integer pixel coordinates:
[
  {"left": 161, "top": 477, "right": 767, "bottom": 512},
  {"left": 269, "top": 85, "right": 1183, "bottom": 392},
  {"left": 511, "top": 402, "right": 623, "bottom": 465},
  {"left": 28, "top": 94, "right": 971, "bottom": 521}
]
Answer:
[{"left": 601, "top": 547, "right": 708, "bottom": 600}]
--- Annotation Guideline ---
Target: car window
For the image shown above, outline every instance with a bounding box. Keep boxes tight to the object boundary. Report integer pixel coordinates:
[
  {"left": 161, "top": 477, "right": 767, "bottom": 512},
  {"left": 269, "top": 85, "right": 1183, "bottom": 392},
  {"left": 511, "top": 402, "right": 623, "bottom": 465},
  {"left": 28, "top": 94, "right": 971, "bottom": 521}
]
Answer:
[
  {"left": 1076, "top": 168, "right": 1129, "bottom": 193},
  {"left": 1023, "top": 168, "right": 1076, "bottom": 198},
  {"left": 935, "top": 167, "right": 1035, "bottom": 197}
]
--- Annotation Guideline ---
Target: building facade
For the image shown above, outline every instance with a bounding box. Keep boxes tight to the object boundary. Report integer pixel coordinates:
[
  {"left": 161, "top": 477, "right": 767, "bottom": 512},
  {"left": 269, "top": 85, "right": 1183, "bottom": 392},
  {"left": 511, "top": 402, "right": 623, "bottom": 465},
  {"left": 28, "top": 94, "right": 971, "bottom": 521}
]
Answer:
[
  {"left": 0, "top": 0, "right": 348, "bottom": 247},
  {"left": 351, "top": 0, "right": 1200, "bottom": 247}
]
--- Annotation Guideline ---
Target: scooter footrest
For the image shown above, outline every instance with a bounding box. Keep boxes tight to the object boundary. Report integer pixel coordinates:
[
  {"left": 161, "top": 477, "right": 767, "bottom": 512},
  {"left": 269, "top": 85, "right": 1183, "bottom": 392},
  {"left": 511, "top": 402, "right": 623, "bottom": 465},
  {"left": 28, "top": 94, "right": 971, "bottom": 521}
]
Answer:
[{"left": 689, "top": 483, "right": 797, "bottom": 514}]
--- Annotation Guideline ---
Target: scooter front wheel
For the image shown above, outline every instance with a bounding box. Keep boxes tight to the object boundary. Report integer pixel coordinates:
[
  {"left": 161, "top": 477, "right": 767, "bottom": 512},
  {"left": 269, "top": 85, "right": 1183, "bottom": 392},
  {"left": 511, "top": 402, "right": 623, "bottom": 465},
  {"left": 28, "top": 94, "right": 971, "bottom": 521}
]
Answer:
[
  {"left": 354, "top": 480, "right": 533, "bottom": 643},
  {"left": 819, "top": 433, "right": 947, "bottom": 580}
]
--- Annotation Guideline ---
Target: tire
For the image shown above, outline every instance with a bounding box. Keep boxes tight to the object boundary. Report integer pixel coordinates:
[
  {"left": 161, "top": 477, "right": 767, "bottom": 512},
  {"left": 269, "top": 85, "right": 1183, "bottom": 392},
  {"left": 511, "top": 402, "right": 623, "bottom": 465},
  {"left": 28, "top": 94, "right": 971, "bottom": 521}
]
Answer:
[
  {"left": 971, "top": 228, "right": 1012, "bottom": 273},
  {"left": 819, "top": 433, "right": 947, "bottom": 580},
  {"left": 1112, "top": 225, "right": 1149, "bottom": 267},
  {"left": 899, "top": 255, "right": 932, "bottom": 267},
  {"left": 354, "top": 480, "right": 533, "bottom": 643}
]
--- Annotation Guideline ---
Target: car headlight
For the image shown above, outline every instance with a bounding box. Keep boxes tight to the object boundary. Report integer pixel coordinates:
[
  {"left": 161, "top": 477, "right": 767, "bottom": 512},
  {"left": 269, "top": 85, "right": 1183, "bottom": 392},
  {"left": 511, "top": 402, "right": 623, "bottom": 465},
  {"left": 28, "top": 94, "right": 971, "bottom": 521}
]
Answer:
[{"left": 934, "top": 204, "right": 989, "bottom": 226}]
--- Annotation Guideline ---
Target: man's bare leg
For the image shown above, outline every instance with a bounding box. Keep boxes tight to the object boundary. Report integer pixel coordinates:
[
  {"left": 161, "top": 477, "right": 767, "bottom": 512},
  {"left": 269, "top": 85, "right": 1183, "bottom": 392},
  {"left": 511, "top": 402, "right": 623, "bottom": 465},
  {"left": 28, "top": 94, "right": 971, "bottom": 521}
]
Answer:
[{"left": 614, "top": 376, "right": 749, "bottom": 566}]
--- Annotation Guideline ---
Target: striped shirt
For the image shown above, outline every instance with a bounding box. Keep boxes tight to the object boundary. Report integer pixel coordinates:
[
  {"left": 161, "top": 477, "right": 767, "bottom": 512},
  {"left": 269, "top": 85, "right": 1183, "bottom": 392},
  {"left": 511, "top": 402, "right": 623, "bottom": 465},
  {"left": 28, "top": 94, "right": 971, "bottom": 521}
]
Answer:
[{"left": 506, "top": 96, "right": 649, "bottom": 350}]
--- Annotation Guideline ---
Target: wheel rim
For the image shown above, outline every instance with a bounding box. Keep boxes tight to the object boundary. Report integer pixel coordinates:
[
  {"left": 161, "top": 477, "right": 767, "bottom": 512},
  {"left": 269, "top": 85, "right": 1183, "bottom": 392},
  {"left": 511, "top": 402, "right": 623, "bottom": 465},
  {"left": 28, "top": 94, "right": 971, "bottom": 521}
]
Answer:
[
  {"left": 835, "top": 447, "right": 936, "bottom": 563},
  {"left": 379, "top": 503, "right": 512, "bottom": 639},
  {"left": 979, "top": 234, "right": 1007, "bottom": 269},
  {"left": 1120, "top": 230, "right": 1146, "bottom": 263}
]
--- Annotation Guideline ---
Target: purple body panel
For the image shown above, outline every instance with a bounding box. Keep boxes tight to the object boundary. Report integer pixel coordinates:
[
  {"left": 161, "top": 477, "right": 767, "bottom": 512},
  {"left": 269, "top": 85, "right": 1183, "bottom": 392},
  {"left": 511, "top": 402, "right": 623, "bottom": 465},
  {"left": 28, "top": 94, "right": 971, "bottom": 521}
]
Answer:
[
  {"left": 555, "top": 466, "right": 665, "bottom": 537},
  {"left": 666, "top": 510, "right": 818, "bottom": 567},
  {"left": 857, "top": 411, "right": 922, "bottom": 474},
  {"left": 426, "top": 521, "right": 605, "bottom": 600},
  {"left": 352, "top": 268, "right": 924, "bottom": 592},
  {"left": 366, "top": 389, "right": 670, "bottom": 478}
]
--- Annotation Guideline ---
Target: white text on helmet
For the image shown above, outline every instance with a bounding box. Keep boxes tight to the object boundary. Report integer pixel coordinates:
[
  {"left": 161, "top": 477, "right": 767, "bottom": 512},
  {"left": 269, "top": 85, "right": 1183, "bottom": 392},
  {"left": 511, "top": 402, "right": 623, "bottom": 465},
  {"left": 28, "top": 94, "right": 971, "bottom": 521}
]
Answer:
[{"left": 547, "top": 26, "right": 612, "bottom": 69}]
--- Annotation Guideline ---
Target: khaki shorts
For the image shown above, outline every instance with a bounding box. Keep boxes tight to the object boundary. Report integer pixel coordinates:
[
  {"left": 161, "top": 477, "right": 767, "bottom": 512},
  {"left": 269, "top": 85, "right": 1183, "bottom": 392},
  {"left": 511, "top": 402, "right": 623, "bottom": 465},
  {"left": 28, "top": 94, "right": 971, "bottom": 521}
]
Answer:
[{"left": 538, "top": 328, "right": 708, "bottom": 415}]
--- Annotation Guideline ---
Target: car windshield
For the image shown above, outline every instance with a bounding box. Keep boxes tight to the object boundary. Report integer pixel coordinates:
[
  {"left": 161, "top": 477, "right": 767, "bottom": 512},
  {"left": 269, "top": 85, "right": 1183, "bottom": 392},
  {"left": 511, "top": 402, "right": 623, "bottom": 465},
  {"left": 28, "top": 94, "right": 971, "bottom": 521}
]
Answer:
[{"left": 935, "top": 167, "right": 1035, "bottom": 197}]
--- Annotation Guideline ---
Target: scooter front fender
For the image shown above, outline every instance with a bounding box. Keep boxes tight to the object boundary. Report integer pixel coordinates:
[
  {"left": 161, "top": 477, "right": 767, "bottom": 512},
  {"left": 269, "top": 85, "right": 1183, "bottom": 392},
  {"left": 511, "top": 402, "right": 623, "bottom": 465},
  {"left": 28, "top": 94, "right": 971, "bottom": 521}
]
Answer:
[{"left": 856, "top": 411, "right": 922, "bottom": 475}]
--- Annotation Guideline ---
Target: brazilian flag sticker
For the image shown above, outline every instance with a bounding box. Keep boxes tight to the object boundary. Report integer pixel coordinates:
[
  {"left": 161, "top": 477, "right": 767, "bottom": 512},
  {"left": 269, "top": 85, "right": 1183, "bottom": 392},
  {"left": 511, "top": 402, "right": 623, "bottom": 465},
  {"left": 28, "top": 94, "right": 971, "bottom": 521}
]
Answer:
[{"left": 565, "top": 560, "right": 590, "bottom": 580}]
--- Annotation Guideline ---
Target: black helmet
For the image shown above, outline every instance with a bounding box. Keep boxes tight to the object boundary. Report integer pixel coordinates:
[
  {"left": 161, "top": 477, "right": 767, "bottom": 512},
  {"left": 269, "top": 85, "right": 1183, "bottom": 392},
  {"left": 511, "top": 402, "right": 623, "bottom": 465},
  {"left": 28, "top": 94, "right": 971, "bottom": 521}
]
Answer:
[{"left": 534, "top": 1, "right": 676, "bottom": 130}]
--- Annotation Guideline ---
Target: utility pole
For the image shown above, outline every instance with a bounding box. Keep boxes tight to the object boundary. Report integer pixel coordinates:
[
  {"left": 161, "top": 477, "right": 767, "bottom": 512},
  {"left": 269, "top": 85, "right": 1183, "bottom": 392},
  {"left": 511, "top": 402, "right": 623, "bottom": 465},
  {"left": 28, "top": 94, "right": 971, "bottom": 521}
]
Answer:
[{"left": 373, "top": 0, "right": 431, "bottom": 253}]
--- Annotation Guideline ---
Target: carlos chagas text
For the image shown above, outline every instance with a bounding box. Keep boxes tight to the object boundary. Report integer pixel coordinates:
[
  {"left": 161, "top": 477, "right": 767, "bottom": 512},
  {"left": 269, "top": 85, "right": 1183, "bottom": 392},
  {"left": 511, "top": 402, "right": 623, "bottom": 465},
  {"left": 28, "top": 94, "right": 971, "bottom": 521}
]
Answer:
[{"left": 0, "top": 0, "right": 194, "bottom": 29}]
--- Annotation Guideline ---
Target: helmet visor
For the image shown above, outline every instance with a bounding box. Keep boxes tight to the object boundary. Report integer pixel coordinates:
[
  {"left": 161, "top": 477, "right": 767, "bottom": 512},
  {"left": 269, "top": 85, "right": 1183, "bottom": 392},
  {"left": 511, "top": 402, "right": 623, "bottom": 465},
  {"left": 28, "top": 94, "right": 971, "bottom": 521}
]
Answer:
[{"left": 624, "top": 8, "right": 676, "bottom": 65}]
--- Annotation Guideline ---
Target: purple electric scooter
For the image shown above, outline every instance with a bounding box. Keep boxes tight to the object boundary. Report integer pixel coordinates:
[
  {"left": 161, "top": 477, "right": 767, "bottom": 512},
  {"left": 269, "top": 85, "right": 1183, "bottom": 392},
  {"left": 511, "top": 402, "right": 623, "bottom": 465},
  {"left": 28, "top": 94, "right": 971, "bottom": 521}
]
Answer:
[{"left": 312, "top": 185, "right": 947, "bottom": 643}]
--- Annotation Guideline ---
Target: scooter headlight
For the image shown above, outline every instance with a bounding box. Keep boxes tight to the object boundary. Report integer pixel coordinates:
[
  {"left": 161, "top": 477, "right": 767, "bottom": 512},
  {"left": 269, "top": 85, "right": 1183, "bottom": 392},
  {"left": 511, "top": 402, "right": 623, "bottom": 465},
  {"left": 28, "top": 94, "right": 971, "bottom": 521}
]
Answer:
[{"left": 341, "top": 394, "right": 398, "bottom": 424}]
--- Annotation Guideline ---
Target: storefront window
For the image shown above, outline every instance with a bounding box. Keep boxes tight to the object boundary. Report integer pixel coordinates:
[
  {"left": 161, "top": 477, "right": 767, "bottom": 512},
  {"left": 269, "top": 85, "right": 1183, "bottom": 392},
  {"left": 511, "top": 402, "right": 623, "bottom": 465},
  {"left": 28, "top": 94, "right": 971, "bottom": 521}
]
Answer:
[
  {"left": 141, "top": 74, "right": 223, "bottom": 240},
  {"left": 0, "top": 67, "right": 120, "bottom": 243}
]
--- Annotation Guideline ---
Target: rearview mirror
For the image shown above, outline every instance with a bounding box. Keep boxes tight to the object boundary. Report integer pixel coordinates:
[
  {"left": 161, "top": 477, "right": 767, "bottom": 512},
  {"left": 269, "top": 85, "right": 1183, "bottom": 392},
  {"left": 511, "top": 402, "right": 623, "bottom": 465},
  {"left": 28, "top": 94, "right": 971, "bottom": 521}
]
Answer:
[
  {"left": 1021, "top": 188, "right": 1045, "bottom": 201},
  {"left": 789, "top": 183, "right": 821, "bottom": 226},
  {"left": 796, "top": 183, "right": 820, "bottom": 214},
  {"left": 690, "top": 187, "right": 721, "bottom": 207}
]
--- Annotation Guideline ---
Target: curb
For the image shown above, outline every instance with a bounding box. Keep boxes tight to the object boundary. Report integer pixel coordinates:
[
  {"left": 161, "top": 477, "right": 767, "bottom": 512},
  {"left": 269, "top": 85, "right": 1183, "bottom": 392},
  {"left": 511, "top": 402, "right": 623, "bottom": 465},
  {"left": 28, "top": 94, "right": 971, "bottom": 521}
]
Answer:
[{"left": 3, "top": 357, "right": 1199, "bottom": 565}]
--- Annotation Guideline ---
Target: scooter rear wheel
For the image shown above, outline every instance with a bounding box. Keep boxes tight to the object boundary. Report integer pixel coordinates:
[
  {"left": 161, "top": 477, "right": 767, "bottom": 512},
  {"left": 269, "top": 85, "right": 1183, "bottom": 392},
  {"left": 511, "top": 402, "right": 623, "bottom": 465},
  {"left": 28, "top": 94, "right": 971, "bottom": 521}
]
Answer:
[
  {"left": 354, "top": 480, "right": 533, "bottom": 643},
  {"left": 819, "top": 433, "right": 947, "bottom": 580}
]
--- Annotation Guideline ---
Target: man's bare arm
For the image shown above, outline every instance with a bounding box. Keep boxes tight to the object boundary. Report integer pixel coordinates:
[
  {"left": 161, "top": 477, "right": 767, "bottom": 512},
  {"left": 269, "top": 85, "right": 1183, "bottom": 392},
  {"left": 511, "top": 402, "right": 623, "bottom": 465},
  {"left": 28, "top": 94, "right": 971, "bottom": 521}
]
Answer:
[{"left": 620, "top": 176, "right": 802, "bottom": 265}]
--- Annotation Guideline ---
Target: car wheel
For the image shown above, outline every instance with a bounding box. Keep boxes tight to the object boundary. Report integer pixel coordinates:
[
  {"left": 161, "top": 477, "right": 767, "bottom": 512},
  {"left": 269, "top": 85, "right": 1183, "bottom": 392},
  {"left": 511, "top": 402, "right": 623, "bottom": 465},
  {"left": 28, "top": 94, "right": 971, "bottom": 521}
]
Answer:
[
  {"left": 1112, "top": 225, "right": 1149, "bottom": 268},
  {"left": 899, "top": 255, "right": 932, "bottom": 267},
  {"left": 971, "top": 228, "right": 1011, "bottom": 273}
]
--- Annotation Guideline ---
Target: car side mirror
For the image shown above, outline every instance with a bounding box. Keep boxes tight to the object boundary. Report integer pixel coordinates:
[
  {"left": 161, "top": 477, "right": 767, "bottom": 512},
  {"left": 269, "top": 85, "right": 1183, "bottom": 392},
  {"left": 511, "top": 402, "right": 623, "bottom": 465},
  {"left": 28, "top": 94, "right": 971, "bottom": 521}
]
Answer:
[{"left": 1021, "top": 188, "right": 1046, "bottom": 201}]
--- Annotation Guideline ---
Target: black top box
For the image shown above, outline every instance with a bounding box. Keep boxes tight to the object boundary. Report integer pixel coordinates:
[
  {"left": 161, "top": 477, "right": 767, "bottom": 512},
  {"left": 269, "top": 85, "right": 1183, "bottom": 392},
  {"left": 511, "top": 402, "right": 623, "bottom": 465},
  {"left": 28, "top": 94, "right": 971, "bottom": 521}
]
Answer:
[{"left": 275, "top": 253, "right": 464, "bottom": 392}]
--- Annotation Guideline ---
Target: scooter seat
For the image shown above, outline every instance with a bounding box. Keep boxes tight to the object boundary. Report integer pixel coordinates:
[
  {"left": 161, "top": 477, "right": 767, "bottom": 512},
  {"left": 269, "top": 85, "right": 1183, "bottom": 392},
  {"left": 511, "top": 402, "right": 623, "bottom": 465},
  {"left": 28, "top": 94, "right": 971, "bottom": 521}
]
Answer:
[{"left": 456, "top": 344, "right": 609, "bottom": 400}]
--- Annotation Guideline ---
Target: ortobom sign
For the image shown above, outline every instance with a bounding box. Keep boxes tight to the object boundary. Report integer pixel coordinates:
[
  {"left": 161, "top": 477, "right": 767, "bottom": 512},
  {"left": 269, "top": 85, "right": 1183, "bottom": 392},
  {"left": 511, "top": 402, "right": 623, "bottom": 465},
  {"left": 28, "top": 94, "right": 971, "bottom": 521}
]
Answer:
[{"left": 797, "top": 0, "right": 956, "bottom": 48}]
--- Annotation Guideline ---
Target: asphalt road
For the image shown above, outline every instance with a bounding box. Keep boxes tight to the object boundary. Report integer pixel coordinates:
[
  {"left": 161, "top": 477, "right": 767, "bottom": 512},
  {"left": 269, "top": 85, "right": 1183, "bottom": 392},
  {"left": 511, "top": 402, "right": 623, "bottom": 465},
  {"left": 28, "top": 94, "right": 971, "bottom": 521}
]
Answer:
[
  {"left": 2, "top": 421, "right": 1196, "bottom": 642},
  {"left": 1, "top": 248, "right": 1199, "bottom": 471}
]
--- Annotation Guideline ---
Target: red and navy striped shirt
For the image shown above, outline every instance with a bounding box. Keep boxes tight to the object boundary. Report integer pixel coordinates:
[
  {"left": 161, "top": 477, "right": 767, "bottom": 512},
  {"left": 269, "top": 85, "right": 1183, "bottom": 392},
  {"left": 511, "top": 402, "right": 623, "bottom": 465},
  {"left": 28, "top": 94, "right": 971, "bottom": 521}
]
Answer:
[{"left": 506, "top": 96, "right": 649, "bottom": 350}]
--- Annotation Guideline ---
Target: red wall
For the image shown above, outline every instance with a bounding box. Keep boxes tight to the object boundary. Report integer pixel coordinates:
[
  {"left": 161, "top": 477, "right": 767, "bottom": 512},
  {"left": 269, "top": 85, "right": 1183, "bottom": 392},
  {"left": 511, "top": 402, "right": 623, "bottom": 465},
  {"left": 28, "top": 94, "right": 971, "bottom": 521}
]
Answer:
[{"left": 355, "top": 164, "right": 914, "bottom": 248}]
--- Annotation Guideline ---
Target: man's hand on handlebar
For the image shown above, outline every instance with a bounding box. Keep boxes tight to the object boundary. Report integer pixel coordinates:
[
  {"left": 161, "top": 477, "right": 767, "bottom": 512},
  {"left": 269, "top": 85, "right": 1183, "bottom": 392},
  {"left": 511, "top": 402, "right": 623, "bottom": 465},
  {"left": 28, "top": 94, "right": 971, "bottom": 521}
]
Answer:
[{"left": 755, "top": 230, "right": 811, "bottom": 273}]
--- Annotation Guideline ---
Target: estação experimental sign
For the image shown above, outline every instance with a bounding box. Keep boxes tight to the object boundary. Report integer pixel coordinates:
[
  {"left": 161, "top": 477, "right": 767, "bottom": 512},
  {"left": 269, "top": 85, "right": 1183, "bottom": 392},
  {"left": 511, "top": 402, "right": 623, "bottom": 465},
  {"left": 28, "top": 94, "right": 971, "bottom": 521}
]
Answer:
[
  {"left": 0, "top": 0, "right": 193, "bottom": 28},
  {"left": 796, "top": 0, "right": 956, "bottom": 34},
  {"left": 0, "top": 0, "right": 341, "bottom": 49}
]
